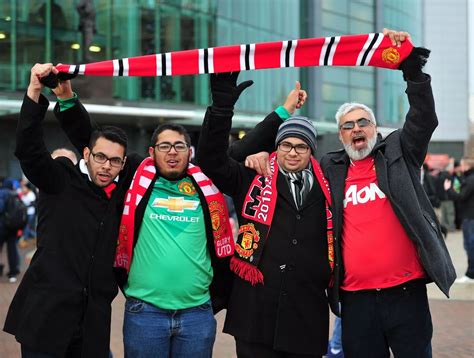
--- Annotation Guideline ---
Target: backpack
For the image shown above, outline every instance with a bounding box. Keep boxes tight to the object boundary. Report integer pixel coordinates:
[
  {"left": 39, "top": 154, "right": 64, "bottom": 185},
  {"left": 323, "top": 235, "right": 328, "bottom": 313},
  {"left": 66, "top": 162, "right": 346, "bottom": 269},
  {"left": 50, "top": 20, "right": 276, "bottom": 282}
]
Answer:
[{"left": 4, "top": 191, "right": 28, "bottom": 231}]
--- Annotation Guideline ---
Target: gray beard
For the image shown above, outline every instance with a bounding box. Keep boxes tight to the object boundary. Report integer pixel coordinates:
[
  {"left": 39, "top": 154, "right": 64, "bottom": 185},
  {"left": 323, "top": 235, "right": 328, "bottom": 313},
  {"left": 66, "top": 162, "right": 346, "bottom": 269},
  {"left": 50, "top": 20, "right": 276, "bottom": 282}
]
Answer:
[{"left": 343, "top": 135, "right": 377, "bottom": 161}]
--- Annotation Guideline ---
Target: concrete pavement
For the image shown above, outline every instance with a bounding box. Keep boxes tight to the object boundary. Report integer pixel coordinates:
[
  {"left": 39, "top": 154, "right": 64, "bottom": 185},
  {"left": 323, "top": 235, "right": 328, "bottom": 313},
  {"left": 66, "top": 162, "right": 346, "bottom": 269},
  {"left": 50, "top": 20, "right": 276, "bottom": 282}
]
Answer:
[{"left": 1, "top": 230, "right": 473, "bottom": 357}]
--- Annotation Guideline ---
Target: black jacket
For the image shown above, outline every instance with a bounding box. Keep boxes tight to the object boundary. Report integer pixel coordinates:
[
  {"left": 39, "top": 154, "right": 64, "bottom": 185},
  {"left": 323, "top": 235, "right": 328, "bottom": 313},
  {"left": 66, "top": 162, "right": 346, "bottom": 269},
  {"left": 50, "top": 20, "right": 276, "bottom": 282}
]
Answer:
[
  {"left": 55, "top": 98, "right": 235, "bottom": 314},
  {"left": 448, "top": 168, "right": 474, "bottom": 220},
  {"left": 197, "top": 108, "right": 331, "bottom": 355},
  {"left": 320, "top": 76, "right": 456, "bottom": 315},
  {"left": 4, "top": 95, "right": 141, "bottom": 357}
]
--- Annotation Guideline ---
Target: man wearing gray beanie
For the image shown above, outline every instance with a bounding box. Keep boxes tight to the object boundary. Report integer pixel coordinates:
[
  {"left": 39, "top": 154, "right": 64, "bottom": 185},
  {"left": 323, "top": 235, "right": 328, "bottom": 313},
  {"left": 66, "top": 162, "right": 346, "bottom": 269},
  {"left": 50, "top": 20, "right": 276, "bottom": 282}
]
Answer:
[{"left": 198, "top": 72, "right": 333, "bottom": 358}]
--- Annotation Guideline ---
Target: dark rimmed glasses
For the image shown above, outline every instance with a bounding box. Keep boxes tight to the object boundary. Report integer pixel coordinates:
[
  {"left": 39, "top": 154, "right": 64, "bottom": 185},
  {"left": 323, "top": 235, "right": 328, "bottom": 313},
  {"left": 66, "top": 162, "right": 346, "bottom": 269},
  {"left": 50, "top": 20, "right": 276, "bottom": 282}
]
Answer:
[
  {"left": 90, "top": 151, "right": 125, "bottom": 167},
  {"left": 278, "top": 142, "right": 310, "bottom": 154},
  {"left": 340, "top": 118, "right": 372, "bottom": 130},
  {"left": 154, "top": 142, "right": 189, "bottom": 152}
]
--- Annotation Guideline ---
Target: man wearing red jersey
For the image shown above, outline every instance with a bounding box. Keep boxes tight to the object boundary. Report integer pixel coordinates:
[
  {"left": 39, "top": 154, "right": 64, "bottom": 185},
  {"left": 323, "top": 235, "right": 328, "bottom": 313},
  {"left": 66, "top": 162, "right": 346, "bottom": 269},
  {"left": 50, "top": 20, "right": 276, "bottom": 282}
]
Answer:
[{"left": 320, "top": 31, "right": 456, "bottom": 357}]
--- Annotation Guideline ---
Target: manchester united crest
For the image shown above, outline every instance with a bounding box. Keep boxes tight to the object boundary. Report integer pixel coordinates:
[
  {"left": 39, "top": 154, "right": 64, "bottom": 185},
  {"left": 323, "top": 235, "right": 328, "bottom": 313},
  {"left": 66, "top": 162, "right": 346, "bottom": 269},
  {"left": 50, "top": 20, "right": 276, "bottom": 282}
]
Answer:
[
  {"left": 209, "top": 200, "right": 226, "bottom": 237},
  {"left": 236, "top": 223, "right": 260, "bottom": 259},
  {"left": 381, "top": 47, "right": 401, "bottom": 65},
  {"left": 178, "top": 181, "right": 196, "bottom": 196}
]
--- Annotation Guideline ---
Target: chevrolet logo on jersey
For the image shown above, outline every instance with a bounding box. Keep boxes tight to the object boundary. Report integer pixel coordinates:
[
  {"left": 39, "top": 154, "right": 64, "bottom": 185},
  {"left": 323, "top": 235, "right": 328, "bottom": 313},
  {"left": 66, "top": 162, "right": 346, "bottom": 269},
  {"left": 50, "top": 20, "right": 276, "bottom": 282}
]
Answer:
[{"left": 153, "top": 197, "right": 200, "bottom": 213}]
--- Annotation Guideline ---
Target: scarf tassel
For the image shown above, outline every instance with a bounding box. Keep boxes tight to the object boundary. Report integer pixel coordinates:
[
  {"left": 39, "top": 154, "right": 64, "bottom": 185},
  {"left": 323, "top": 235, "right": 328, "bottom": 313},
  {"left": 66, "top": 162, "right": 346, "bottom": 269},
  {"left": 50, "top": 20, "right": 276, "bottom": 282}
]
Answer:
[{"left": 230, "top": 256, "right": 264, "bottom": 286}]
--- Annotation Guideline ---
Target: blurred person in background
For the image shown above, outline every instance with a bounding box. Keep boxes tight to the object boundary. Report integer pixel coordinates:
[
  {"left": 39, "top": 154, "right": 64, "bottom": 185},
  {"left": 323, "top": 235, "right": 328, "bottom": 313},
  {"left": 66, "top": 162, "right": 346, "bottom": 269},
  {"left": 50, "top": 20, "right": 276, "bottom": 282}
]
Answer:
[
  {"left": 452, "top": 160, "right": 464, "bottom": 230},
  {"left": 19, "top": 180, "right": 37, "bottom": 248},
  {"left": 0, "top": 177, "right": 21, "bottom": 283},
  {"left": 444, "top": 158, "right": 474, "bottom": 283},
  {"left": 51, "top": 147, "right": 78, "bottom": 165},
  {"left": 437, "top": 160, "right": 456, "bottom": 232}
]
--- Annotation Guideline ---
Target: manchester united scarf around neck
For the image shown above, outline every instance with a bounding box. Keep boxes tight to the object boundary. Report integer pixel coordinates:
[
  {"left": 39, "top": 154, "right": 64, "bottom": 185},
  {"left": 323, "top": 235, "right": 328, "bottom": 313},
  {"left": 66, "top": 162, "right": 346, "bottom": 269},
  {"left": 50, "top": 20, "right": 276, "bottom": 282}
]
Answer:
[
  {"left": 56, "top": 33, "right": 412, "bottom": 78},
  {"left": 115, "top": 157, "right": 234, "bottom": 272},
  {"left": 230, "top": 152, "right": 334, "bottom": 286}
]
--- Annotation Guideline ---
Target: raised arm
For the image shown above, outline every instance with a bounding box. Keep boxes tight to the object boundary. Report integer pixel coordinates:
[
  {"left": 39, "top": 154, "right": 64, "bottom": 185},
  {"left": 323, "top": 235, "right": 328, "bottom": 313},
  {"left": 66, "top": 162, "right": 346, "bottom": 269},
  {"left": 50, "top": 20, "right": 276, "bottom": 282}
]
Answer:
[
  {"left": 228, "top": 81, "right": 307, "bottom": 161},
  {"left": 196, "top": 72, "right": 254, "bottom": 196},
  {"left": 52, "top": 78, "right": 95, "bottom": 153},
  {"left": 392, "top": 30, "right": 436, "bottom": 167},
  {"left": 15, "top": 64, "right": 73, "bottom": 193}
]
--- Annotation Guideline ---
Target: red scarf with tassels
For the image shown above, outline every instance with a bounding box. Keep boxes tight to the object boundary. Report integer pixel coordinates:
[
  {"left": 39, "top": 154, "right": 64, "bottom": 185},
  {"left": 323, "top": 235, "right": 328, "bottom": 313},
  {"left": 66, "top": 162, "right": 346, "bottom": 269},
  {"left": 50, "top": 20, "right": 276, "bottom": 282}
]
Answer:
[
  {"left": 114, "top": 157, "right": 234, "bottom": 272},
  {"left": 230, "top": 152, "right": 334, "bottom": 285}
]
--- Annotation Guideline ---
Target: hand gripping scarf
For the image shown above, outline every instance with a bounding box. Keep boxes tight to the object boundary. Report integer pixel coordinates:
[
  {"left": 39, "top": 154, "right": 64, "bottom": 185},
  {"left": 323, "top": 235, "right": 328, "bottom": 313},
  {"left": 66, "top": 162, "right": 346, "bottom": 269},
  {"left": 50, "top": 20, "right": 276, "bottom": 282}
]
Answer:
[
  {"left": 115, "top": 157, "right": 235, "bottom": 272},
  {"left": 56, "top": 33, "right": 412, "bottom": 77},
  {"left": 231, "top": 152, "right": 334, "bottom": 285}
]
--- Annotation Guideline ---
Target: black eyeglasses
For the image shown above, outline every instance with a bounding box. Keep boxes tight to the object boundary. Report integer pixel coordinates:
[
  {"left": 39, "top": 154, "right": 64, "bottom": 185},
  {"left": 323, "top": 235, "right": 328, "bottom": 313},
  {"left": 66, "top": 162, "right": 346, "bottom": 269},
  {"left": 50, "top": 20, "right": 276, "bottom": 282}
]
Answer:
[
  {"left": 90, "top": 151, "right": 124, "bottom": 168},
  {"left": 154, "top": 142, "right": 189, "bottom": 152},
  {"left": 278, "top": 142, "right": 310, "bottom": 154},
  {"left": 340, "top": 118, "right": 372, "bottom": 130}
]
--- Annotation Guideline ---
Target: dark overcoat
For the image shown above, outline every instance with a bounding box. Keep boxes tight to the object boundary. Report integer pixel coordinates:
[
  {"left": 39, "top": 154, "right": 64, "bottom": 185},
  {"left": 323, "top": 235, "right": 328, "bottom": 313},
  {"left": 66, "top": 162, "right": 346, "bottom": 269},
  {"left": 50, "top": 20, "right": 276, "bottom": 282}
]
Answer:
[
  {"left": 4, "top": 95, "right": 141, "bottom": 357},
  {"left": 197, "top": 108, "right": 332, "bottom": 356},
  {"left": 320, "top": 77, "right": 456, "bottom": 315}
]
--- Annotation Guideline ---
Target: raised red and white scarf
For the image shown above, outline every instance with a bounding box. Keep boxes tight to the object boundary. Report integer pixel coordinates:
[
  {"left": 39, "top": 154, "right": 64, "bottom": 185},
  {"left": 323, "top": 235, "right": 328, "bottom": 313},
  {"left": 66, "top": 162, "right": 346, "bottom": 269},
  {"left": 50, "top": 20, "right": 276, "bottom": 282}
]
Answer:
[
  {"left": 56, "top": 33, "right": 412, "bottom": 77},
  {"left": 231, "top": 152, "right": 334, "bottom": 285},
  {"left": 114, "top": 157, "right": 234, "bottom": 272}
]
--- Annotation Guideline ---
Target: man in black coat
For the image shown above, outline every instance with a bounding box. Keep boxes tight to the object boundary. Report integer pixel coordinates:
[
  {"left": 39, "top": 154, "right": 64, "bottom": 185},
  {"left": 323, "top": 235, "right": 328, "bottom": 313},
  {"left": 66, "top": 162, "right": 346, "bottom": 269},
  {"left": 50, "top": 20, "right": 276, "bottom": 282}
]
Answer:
[
  {"left": 198, "top": 73, "right": 333, "bottom": 358},
  {"left": 3, "top": 63, "right": 142, "bottom": 357},
  {"left": 445, "top": 158, "right": 474, "bottom": 283}
]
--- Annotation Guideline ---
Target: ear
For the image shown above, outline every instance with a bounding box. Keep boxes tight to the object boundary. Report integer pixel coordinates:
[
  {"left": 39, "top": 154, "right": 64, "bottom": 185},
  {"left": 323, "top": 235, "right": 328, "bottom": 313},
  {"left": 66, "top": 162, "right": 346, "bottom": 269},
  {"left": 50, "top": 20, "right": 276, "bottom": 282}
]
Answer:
[
  {"left": 83, "top": 147, "right": 91, "bottom": 162},
  {"left": 148, "top": 146, "right": 154, "bottom": 158},
  {"left": 188, "top": 147, "right": 193, "bottom": 162},
  {"left": 121, "top": 156, "right": 127, "bottom": 169}
]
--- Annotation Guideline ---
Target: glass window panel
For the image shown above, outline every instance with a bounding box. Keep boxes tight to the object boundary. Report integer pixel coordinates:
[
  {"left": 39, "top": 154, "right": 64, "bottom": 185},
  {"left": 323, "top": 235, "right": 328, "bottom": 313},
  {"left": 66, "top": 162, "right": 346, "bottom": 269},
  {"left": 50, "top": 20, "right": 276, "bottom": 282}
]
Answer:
[
  {"left": 323, "top": 68, "right": 349, "bottom": 85},
  {"left": 322, "top": 0, "right": 348, "bottom": 14},
  {"left": 349, "top": 2, "right": 374, "bottom": 22}
]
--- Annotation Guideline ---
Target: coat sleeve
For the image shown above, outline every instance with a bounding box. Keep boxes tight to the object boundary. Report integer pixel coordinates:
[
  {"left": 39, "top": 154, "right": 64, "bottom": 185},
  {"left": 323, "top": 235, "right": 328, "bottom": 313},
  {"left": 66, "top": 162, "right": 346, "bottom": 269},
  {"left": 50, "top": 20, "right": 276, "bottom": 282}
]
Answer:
[
  {"left": 54, "top": 98, "right": 94, "bottom": 154},
  {"left": 15, "top": 94, "right": 72, "bottom": 194},
  {"left": 196, "top": 107, "right": 251, "bottom": 197},
  {"left": 399, "top": 75, "right": 438, "bottom": 168},
  {"left": 447, "top": 176, "right": 474, "bottom": 203},
  {"left": 227, "top": 111, "right": 283, "bottom": 162}
]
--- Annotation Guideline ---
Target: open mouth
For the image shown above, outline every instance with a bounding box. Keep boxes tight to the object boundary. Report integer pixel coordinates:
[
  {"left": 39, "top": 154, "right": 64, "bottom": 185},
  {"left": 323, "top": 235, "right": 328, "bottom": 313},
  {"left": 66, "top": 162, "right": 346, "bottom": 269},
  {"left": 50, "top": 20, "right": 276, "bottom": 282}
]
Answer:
[
  {"left": 352, "top": 135, "right": 367, "bottom": 149},
  {"left": 97, "top": 173, "right": 111, "bottom": 182},
  {"left": 166, "top": 160, "right": 179, "bottom": 168}
]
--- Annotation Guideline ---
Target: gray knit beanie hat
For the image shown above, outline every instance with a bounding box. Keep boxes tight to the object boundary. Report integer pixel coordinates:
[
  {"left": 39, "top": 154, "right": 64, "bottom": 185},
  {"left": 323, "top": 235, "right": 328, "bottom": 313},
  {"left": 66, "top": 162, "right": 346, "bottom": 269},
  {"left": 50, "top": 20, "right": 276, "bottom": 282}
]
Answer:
[{"left": 275, "top": 116, "right": 317, "bottom": 154}]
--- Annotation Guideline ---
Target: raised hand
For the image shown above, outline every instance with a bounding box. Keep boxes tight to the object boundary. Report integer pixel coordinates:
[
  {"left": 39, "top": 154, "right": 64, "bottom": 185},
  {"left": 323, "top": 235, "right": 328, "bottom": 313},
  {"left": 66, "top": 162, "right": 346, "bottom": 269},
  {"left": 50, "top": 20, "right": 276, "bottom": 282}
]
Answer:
[{"left": 283, "top": 81, "right": 308, "bottom": 115}]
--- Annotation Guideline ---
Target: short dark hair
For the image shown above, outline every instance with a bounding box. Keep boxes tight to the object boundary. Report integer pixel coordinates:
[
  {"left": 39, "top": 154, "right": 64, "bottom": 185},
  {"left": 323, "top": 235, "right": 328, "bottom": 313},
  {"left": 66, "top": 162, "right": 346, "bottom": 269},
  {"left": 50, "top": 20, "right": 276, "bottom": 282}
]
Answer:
[
  {"left": 89, "top": 126, "right": 128, "bottom": 153},
  {"left": 150, "top": 123, "right": 191, "bottom": 147}
]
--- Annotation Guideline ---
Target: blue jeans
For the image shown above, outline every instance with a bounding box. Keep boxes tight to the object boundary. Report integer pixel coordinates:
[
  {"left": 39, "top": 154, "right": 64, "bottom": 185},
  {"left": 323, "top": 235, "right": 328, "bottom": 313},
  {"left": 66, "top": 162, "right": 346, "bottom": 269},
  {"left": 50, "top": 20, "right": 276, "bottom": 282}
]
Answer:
[
  {"left": 123, "top": 297, "right": 217, "bottom": 358},
  {"left": 462, "top": 219, "right": 474, "bottom": 278},
  {"left": 23, "top": 213, "right": 37, "bottom": 240},
  {"left": 329, "top": 316, "right": 342, "bottom": 351}
]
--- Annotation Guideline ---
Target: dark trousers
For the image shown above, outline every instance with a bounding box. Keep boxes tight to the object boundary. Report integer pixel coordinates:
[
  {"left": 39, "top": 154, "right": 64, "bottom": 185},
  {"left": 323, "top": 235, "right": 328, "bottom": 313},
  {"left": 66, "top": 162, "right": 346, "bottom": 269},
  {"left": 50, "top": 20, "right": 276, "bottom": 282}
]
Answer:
[
  {"left": 462, "top": 219, "right": 474, "bottom": 278},
  {"left": 235, "top": 339, "right": 322, "bottom": 358},
  {"left": 21, "top": 325, "right": 83, "bottom": 358},
  {"left": 0, "top": 229, "right": 20, "bottom": 277},
  {"left": 341, "top": 279, "right": 432, "bottom": 358}
]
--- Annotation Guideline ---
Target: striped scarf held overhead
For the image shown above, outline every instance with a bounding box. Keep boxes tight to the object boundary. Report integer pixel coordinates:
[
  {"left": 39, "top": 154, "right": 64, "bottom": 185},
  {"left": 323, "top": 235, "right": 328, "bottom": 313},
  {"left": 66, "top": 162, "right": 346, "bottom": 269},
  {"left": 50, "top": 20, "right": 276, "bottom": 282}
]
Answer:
[
  {"left": 55, "top": 33, "right": 412, "bottom": 78},
  {"left": 115, "top": 157, "right": 234, "bottom": 272}
]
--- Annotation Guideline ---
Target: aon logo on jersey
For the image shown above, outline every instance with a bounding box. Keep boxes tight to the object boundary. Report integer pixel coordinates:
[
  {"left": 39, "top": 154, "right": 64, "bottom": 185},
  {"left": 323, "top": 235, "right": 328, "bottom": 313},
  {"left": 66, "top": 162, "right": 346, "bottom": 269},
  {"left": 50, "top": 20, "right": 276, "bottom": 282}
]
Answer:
[{"left": 344, "top": 183, "right": 386, "bottom": 208}]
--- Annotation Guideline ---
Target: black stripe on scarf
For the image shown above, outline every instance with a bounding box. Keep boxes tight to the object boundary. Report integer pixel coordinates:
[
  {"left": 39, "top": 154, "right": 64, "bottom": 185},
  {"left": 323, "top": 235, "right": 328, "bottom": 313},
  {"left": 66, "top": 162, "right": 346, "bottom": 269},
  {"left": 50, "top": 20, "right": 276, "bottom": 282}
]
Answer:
[
  {"left": 285, "top": 40, "right": 293, "bottom": 67},
  {"left": 324, "top": 37, "right": 336, "bottom": 65},
  {"left": 118, "top": 59, "right": 124, "bottom": 76},
  {"left": 360, "top": 33, "right": 379, "bottom": 66},
  {"left": 245, "top": 44, "right": 251, "bottom": 70},
  {"left": 161, "top": 54, "right": 167, "bottom": 76},
  {"left": 204, "top": 48, "right": 209, "bottom": 73}
]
